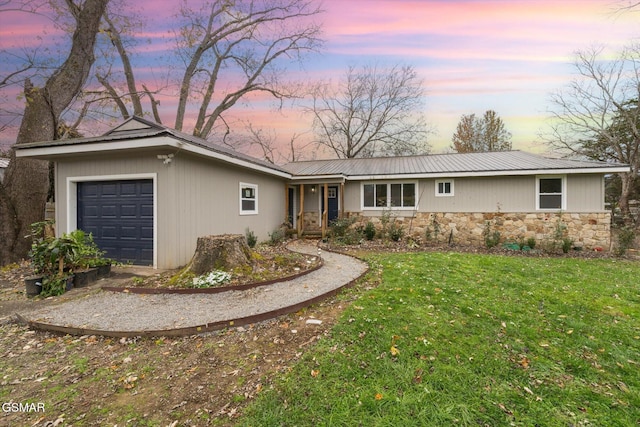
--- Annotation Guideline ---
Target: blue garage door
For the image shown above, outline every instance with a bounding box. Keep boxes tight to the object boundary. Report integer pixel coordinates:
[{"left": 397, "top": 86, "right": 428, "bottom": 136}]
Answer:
[{"left": 77, "top": 180, "right": 153, "bottom": 266}]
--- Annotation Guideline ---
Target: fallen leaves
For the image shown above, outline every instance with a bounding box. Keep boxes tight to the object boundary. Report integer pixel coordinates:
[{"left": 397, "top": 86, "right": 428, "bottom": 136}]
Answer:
[{"left": 390, "top": 335, "right": 401, "bottom": 357}]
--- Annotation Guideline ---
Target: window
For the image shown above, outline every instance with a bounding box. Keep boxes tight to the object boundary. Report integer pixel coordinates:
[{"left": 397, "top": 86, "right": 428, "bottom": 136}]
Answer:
[
  {"left": 435, "top": 179, "right": 454, "bottom": 197},
  {"left": 239, "top": 183, "right": 258, "bottom": 215},
  {"left": 536, "top": 176, "right": 565, "bottom": 210},
  {"left": 362, "top": 182, "right": 417, "bottom": 209}
]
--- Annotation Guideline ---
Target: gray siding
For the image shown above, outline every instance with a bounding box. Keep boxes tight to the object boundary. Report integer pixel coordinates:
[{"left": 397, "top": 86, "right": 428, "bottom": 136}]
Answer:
[
  {"left": 55, "top": 151, "right": 286, "bottom": 269},
  {"left": 566, "top": 174, "right": 605, "bottom": 212},
  {"left": 344, "top": 174, "right": 606, "bottom": 215}
]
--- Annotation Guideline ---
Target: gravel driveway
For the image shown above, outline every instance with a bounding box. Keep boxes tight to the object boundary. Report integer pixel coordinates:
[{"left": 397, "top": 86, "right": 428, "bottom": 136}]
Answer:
[{"left": 18, "top": 241, "right": 368, "bottom": 336}]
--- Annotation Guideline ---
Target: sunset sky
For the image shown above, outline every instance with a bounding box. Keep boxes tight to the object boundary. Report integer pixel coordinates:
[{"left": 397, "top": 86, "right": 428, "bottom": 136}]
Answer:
[{"left": 1, "top": 0, "right": 639, "bottom": 157}]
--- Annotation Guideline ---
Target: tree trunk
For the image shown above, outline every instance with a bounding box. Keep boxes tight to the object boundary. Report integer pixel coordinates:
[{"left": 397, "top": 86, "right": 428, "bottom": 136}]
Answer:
[
  {"left": 188, "top": 235, "right": 254, "bottom": 276},
  {"left": 0, "top": 0, "right": 109, "bottom": 266},
  {"left": 618, "top": 171, "right": 634, "bottom": 219}
]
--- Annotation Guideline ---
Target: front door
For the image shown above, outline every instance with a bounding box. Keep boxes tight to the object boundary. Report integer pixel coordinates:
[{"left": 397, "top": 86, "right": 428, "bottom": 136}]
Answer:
[
  {"left": 287, "top": 187, "right": 295, "bottom": 227},
  {"left": 321, "top": 185, "right": 339, "bottom": 224}
]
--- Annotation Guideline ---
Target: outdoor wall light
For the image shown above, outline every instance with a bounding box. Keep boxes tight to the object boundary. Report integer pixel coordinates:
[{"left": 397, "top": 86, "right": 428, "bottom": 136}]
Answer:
[
  {"left": 157, "top": 154, "right": 174, "bottom": 165},
  {"left": 310, "top": 185, "right": 316, "bottom": 193}
]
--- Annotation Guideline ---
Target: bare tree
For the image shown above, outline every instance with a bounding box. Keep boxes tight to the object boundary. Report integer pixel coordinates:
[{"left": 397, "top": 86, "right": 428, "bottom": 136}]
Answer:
[
  {"left": 172, "top": 0, "right": 323, "bottom": 140},
  {"left": 309, "top": 63, "right": 430, "bottom": 159},
  {"left": 241, "top": 123, "right": 313, "bottom": 164},
  {"left": 547, "top": 45, "right": 640, "bottom": 216},
  {"left": 0, "top": 0, "right": 109, "bottom": 265},
  {"left": 451, "top": 110, "right": 512, "bottom": 153}
]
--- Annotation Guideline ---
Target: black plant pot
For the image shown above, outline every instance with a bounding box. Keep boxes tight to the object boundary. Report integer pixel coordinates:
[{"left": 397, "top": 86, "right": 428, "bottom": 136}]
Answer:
[
  {"left": 73, "top": 268, "right": 98, "bottom": 288},
  {"left": 25, "top": 276, "right": 43, "bottom": 297},
  {"left": 96, "top": 264, "right": 111, "bottom": 278}
]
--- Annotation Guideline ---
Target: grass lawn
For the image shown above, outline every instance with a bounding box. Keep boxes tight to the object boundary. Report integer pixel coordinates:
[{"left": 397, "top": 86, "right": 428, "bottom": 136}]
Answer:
[{"left": 239, "top": 252, "right": 640, "bottom": 426}]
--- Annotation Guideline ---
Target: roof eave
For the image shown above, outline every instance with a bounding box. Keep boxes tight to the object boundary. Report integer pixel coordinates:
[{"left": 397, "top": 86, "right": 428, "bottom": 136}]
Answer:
[
  {"left": 289, "top": 174, "right": 346, "bottom": 182},
  {"left": 347, "top": 166, "right": 631, "bottom": 180},
  {"left": 15, "top": 135, "right": 292, "bottom": 179}
]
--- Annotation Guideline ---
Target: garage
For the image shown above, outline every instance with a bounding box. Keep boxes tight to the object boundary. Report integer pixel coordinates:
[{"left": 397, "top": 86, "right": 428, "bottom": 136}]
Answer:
[{"left": 77, "top": 179, "right": 154, "bottom": 266}]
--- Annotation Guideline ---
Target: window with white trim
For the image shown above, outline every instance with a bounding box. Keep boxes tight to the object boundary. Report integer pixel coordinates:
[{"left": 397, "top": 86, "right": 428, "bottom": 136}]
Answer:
[
  {"left": 435, "top": 179, "right": 454, "bottom": 197},
  {"left": 239, "top": 183, "right": 258, "bottom": 215},
  {"left": 536, "top": 176, "right": 565, "bottom": 210},
  {"left": 362, "top": 182, "right": 417, "bottom": 209}
]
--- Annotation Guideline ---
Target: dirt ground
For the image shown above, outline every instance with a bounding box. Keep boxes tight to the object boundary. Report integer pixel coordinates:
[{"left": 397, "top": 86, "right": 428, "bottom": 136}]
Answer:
[{"left": 0, "top": 252, "right": 372, "bottom": 426}]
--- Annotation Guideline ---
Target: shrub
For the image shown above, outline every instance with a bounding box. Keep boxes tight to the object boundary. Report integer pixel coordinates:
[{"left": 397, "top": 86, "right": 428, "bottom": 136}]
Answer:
[
  {"left": 526, "top": 237, "right": 536, "bottom": 249},
  {"left": 561, "top": 237, "right": 573, "bottom": 254},
  {"left": 245, "top": 228, "right": 258, "bottom": 248},
  {"left": 388, "top": 221, "right": 405, "bottom": 242},
  {"left": 425, "top": 214, "right": 442, "bottom": 243},
  {"left": 364, "top": 221, "right": 376, "bottom": 240},
  {"left": 41, "top": 274, "right": 72, "bottom": 297},
  {"left": 268, "top": 228, "right": 286, "bottom": 246},
  {"left": 615, "top": 225, "right": 636, "bottom": 257},
  {"left": 329, "top": 217, "right": 356, "bottom": 238},
  {"left": 483, "top": 221, "right": 501, "bottom": 248},
  {"left": 329, "top": 217, "right": 362, "bottom": 245}
]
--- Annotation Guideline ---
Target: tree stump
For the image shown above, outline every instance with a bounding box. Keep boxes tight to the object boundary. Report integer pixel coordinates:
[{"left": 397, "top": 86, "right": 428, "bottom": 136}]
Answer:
[{"left": 188, "top": 234, "right": 254, "bottom": 275}]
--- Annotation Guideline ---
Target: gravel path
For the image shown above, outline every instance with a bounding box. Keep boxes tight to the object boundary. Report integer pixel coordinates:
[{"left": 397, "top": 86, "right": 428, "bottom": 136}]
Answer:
[{"left": 19, "top": 241, "right": 368, "bottom": 335}]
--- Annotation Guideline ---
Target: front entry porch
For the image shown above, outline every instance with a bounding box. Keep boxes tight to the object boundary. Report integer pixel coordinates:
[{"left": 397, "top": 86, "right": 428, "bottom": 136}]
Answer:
[{"left": 286, "top": 181, "right": 344, "bottom": 239}]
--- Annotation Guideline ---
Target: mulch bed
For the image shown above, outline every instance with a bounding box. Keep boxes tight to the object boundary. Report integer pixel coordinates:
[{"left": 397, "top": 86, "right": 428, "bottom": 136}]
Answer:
[
  {"left": 321, "top": 238, "right": 639, "bottom": 260},
  {"left": 119, "top": 243, "right": 321, "bottom": 290}
]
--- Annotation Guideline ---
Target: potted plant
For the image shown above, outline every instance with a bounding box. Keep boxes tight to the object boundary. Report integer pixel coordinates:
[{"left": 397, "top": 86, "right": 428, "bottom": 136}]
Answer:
[
  {"left": 27, "top": 222, "right": 114, "bottom": 295},
  {"left": 41, "top": 273, "right": 74, "bottom": 297},
  {"left": 26, "top": 220, "right": 56, "bottom": 296},
  {"left": 24, "top": 276, "right": 43, "bottom": 297},
  {"left": 92, "top": 257, "right": 113, "bottom": 278},
  {"left": 67, "top": 230, "right": 111, "bottom": 286}
]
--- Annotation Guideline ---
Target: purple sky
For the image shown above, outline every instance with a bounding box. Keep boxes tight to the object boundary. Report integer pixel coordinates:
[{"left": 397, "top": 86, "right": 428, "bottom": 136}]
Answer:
[{"left": 1, "top": 0, "right": 638, "bottom": 157}]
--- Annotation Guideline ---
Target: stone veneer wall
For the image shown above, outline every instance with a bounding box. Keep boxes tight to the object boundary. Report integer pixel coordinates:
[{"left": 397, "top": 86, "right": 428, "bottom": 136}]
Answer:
[
  {"left": 348, "top": 212, "right": 611, "bottom": 250},
  {"left": 303, "top": 211, "right": 320, "bottom": 228}
]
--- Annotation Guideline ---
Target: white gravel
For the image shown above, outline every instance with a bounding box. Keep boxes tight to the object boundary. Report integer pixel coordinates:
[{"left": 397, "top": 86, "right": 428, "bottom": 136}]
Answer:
[{"left": 20, "top": 242, "right": 368, "bottom": 333}]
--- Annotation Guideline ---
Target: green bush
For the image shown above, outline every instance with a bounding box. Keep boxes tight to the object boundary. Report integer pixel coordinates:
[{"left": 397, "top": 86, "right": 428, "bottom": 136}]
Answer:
[
  {"left": 245, "top": 228, "right": 258, "bottom": 248},
  {"left": 388, "top": 222, "right": 405, "bottom": 242},
  {"left": 41, "top": 274, "right": 72, "bottom": 297},
  {"left": 483, "top": 221, "right": 501, "bottom": 248},
  {"left": 615, "top": 225, "right": 636, "bottom": 257},
  {"left": 268, "top": 228, "right": 286, "bottom": 246},
  {"left": 329, "top": 217, "right": 356, "bottom": 238},
  {"left": 364, "top": 221, "right": 376, "bottom": 240},
  {"left": 329, "top": 217, "right": 362, "bottom": 245}
]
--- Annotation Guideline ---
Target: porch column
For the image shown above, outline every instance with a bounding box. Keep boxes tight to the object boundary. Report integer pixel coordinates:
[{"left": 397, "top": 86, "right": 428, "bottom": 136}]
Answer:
[
  {"left": 340, "top": 182, "right": 345, "bottom": 218},
  {"left": 322, "top": 183, "right": 328, "bottom": 239},
  {"left": 298, "top": 184, "right": 304, "bottom": 236},
  {"left": 284, "top": 183, "right": 290, "bottom": 226}
]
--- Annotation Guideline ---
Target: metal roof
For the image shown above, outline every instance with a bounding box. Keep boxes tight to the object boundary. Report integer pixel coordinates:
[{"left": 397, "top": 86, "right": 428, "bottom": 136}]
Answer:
[
  {"left": 283, "top": 151, "right": 629, "bottom": 178},
  {"left": 14, "top": 117, "right": 629, "bottom": 179}
]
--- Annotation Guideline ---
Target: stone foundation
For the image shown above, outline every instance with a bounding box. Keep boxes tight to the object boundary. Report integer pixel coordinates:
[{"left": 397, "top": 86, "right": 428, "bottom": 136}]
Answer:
[
  {"left": 303, "top": 211, "right": 320, "bottom": 228},
  {"left": 349, "top": 212, "right": 611, "bottom": 250}
]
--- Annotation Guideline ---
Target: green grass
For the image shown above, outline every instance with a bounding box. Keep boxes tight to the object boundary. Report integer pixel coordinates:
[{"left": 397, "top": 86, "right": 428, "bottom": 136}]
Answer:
[{"left": 239, "top": 252, "right": 640, "bottom": 426}]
